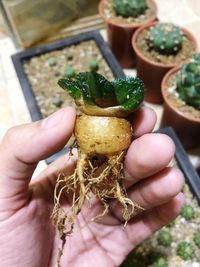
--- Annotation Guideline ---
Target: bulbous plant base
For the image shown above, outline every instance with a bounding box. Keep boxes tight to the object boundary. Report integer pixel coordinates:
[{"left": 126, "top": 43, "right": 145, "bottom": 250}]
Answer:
[{"left": 52, "top": 149, "right": 143, "bottom": 266}]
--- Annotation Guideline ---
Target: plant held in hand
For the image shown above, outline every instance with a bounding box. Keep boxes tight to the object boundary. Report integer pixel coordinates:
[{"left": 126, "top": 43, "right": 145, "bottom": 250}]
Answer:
[{"left": 52, "top": 71, "right": 144, "bottom": 264}]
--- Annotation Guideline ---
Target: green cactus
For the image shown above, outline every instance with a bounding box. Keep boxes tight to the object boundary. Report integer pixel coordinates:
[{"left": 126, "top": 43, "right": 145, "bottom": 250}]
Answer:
[
  {"left": 148, "top": 23, "right": 183, "bottom": 55},
  {"left": 177, "top": 241, "right": 195, "bottom": 260},
  {"left": 152, "top": 257, "right": 168, "bottom": 267},
  {"left": 113, "top": 0, "right": 147, "bottom": 18},
  {"left": 176, "top": 53, "right": 200, "bottom": 109},
  {"left": 47, "top": 57, "right": 57, "bottom": 67},
  {"left": 193, "top": 231, "right": 200, "bottom": 248},
  {"left": 180, "top": 204, "right": 195, "bottom": 220},
  {"left": 64, "top": 66, "right": 76, "bottom": 78},
  {"left": 89, "top": 58, "right": 99, "bottom": 72},
  {"left": 157, "top": 230, "right": 172, "bottom": 247}
]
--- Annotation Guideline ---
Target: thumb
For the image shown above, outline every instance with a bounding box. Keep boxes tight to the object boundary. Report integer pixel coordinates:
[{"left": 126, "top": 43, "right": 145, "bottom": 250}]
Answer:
[{"left": 0, "top": 107, "right": 76, "bottom": 208}]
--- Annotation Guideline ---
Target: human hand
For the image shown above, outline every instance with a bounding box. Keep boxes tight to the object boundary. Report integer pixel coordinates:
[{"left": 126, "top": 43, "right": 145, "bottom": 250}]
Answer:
[{"left": 0, "top": 107, "right": 184, "bottom": 267}]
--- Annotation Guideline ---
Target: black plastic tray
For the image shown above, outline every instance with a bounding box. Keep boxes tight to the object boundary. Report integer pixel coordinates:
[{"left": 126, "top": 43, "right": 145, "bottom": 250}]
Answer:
[
  {"left": 11, "top": 30, "right": 125, "bottom": 122},
  {"left": 11, "top": 30, "right": 125, "bottom": 163},
  {"left": 158, "top": 127, "right": 200, "bottom": 203}
]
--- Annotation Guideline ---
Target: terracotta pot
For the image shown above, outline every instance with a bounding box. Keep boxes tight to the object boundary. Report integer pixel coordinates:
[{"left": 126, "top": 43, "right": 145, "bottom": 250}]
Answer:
[
  {"left": 132, "top": 22, "right": 197, "bottom": 104},
  {"left": 98, "top": 0, "right": 157, "bottom": 68},
  {"left": 161, "top": 66, "right": 200, "bottom": 149}
]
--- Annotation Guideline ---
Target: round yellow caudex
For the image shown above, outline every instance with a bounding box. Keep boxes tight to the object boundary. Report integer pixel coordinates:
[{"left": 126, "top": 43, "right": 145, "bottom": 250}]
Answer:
[{"left": 75, "top": 114, "right": 132, "bottom": 155}]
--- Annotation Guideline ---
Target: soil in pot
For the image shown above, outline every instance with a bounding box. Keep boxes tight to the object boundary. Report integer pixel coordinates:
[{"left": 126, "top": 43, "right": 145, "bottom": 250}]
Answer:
[
  {"left": 132, "top": 22, "right": 197, "bottom": 104},
  {"left": 24, "top": 40, "right": 115, "bottom": 118},
  {"left": 121, "top": 172, "right": 200, "bottom": 267},
  {"left": 99, "top": 0, "right": 157, "bottom": 68}
]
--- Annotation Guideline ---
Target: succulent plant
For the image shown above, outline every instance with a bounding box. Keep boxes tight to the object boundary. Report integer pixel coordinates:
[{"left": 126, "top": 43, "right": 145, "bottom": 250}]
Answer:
[
  {"left": 148, "top": 251, "right": 168, "bottom": 267},
  {"left": 157, "top": 230, "right": 172, "bottom": 247},
  {"left": 58, "top": 71, "right": 144, "bottom": 117},
  {"left": 180, "top": 203, "right": 195, "bottom": 220},
  {"left": 193, "top": 231, "right": 200, "bottom": 248},
  {"left": 152, "top": 257, "right": 168, "bottom": 267},
  {"left": 177, "top": 241, "right": 195, "bottom": 260},
  {"left": 51, "top": 95, "right": 63, "bottom": 107},
  {"left": 148, "top": 23, "right": 184, "bottom": 55},
  {"left": 48, "top": 57, "right": 57, "bottom": 67},
  {"left": 64, "top": 66, "right": 76, "bottom": 78},
  {"left": 113, "top": 0, "right": 147, "bottom": 18},
  {"left": 89, "top": 58, "right": 99, "bottom": 72},
  {"left": 176, "top": 53, "right": 200, "bottom": 109}
]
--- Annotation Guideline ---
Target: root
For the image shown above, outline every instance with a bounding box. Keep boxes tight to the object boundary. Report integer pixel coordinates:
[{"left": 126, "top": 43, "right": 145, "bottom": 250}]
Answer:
[{"left": 52, "top": 149, "right": 144, "bottom": 266}]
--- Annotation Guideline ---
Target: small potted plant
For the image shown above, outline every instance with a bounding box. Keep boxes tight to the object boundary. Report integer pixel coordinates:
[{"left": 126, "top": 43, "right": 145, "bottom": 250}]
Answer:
[
  {"left": 161, "top": 53, "right": 200, "bottom": 149},
  {"left": 98, "top": 0, "right": 157, "bottom": 68},
  {"left": 132, "top": 22, "right": 197, "bottom": 103}
]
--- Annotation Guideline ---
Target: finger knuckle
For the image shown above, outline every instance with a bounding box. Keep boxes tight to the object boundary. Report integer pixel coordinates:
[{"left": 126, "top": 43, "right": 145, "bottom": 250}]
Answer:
[{"left": 3, "top": 126, "right": 21, "bottom": 144}]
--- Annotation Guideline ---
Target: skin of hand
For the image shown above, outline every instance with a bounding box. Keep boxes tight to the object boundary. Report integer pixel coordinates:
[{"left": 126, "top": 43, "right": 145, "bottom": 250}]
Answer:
[{"left": 0, "top": 106, "right": 185, "bottom": 267}]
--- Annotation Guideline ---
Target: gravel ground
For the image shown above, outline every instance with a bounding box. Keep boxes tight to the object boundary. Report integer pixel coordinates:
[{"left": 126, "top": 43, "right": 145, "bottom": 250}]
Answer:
[{"left": 24, "top": 40, "right": 115, "bottom": 118}]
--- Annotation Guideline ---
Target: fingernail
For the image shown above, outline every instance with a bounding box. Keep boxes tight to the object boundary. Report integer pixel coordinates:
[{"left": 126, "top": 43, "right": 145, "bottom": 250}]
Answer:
[{"left": 42, "top": 109, "right": 64, "bottom": 129}]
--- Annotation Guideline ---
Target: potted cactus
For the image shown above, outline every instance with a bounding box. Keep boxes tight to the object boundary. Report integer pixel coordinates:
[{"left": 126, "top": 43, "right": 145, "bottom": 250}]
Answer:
[
  {"left": 132, "top": 22, "right": 197, "bottom": 103},
  {"left": 161, "top": 53, "right": 200, "bottom": 149},
  {"left": 98, "top": 0, "right": 157, "bottom": 68}
]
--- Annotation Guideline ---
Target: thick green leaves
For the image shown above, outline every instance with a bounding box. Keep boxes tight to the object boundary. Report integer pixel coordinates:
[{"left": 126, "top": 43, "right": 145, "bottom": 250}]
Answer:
[
  {"left": 58, "top": 79, "right": 81, "bottom": 100},
  {"left": 113, "top": 77, "right": 144, "bottom": 111},
  {"left": 58, "top": 72, "right": 144, "bottom": 116}
]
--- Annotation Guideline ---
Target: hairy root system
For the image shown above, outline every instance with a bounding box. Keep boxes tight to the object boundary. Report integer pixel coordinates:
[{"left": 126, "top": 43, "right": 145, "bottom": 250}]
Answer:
[{"left": 52, "top": 149, "right": 143, "bottom": 266}]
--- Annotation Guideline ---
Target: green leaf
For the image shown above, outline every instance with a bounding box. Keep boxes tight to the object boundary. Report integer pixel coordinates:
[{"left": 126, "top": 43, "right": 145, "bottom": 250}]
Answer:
[
  {"left": 57, "top": 78, "right": 81, "bottom": 100},
  {"left": 74, "top": 72, "right": 94, "bottom": 105},
  {"left": 58, "top": 72, "right": 145, "bottom": 116},
  {"left": 113, "top": 77, "right": 144, "bottom": 111},
  {"left": 88, "top": 72, "right": 116, "bottom": 107}
]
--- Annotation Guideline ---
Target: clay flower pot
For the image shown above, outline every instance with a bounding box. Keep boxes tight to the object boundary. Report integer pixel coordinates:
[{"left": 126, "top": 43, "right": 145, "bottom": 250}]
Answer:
[
  {"left": 98, "top": 0, "right": 157, "bottom": 68},
  {"left": 161, "top": 66, "right": 200, "bottom": 149},
  {"left": 132, "top": 22, "right": 197, "bottom": 104}
]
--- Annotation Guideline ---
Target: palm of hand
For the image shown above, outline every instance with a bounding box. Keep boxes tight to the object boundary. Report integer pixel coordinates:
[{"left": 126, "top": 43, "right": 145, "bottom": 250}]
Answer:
[
  {"left": 0, "top": 180, "right": 136, "bottom": 267},
  {"left": 0, "top": 107, "right": 184, "bottom": 267}
]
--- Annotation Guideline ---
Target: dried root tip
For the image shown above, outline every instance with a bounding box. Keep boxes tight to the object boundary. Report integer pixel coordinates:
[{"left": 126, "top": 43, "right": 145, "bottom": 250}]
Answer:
[{"left": 115, "top": 182, "right": 144, "bottom": 224}]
